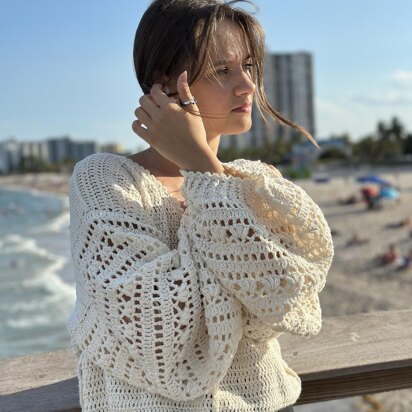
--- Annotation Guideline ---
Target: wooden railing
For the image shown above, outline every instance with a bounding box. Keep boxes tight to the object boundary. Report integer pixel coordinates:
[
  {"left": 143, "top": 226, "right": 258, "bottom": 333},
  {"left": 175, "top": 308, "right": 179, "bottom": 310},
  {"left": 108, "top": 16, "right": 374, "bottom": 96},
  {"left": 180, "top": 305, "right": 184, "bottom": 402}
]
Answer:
[{"left": 1, "top": 309, "right": 411, "bottom": 412}]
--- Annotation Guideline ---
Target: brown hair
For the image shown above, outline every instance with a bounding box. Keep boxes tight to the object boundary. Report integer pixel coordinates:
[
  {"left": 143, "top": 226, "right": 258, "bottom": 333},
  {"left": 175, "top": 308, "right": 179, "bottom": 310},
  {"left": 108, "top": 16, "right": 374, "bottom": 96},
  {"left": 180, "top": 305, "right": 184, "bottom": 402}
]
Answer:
[{"left": 133, "top": 0, "right": 318, "bottom": 147}]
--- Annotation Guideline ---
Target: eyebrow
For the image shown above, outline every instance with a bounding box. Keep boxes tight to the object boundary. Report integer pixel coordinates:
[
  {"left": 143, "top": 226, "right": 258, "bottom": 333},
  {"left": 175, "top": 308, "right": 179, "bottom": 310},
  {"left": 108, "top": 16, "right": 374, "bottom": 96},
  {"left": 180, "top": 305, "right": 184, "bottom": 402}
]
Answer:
[{"left": 212, "top": 54, "right": 252, "bottom": 67}]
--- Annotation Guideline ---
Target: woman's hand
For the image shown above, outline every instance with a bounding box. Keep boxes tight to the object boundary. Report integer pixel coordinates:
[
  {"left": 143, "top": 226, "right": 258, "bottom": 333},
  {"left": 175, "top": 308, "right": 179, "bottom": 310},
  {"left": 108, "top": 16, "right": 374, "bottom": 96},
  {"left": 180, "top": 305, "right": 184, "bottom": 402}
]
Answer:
[{"left": 132, "top": 71, "right": 223, "bottom": 173}]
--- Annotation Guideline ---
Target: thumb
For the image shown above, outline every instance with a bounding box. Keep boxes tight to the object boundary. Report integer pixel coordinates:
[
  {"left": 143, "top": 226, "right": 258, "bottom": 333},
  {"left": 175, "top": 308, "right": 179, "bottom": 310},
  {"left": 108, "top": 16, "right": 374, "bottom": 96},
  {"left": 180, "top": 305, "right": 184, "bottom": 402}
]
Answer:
[{"left": 177, "top": 71, "right": 198, "bottom": 108}]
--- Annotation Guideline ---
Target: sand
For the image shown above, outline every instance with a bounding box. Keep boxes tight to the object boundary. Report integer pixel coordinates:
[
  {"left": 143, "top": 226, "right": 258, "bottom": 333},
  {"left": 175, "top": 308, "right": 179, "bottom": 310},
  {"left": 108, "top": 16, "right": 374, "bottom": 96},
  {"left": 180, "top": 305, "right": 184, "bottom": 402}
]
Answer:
[
  {"left": 296, "top": 167, "right": 412, "bottom": 412},
  {"left": 298, "top": 168, "right": 412, "bottom": 317},
  {"left": 0, "top": 172, "right": 70, "bottom": 198},
  {"left": 1, "top": 167, "right": 411, "bottom": 411}
]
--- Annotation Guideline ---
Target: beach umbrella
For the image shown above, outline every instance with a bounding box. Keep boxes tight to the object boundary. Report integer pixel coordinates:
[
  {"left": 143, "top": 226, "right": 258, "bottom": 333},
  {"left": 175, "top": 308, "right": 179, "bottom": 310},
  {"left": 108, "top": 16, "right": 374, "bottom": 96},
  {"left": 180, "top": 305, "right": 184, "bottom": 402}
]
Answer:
[
  {"left": 356, "top": 175, "right": 392, "bottom": 186},
  {"left": 379, "top": 186, "right": 400, "bottom": 200}
]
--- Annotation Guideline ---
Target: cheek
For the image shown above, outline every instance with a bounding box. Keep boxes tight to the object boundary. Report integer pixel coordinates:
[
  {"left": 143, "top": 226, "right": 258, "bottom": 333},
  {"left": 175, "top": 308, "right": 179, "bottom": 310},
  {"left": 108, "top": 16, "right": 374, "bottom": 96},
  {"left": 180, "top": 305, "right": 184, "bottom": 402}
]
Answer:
[{"left": 192, "top": 82, "right": 229, "bottom": 112}]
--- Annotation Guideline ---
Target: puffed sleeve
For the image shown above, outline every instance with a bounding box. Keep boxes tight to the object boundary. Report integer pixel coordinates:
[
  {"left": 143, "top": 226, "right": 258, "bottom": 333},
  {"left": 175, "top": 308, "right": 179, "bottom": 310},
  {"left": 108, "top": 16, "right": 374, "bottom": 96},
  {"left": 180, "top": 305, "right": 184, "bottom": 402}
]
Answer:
[
  {"left": 66, "top": 154, "right": 243, "bottom": 401},
  {"left": 179, "top": 159, "right": 334, "bottom": 337}
]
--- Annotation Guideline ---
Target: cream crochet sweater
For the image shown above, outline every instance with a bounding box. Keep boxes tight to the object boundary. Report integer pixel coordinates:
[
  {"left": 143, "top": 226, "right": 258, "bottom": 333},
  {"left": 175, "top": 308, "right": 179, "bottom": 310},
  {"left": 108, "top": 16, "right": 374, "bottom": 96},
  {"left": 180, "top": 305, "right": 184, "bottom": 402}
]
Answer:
[{"left": 66, "top": 153, "right": 334, "bottom": 412}]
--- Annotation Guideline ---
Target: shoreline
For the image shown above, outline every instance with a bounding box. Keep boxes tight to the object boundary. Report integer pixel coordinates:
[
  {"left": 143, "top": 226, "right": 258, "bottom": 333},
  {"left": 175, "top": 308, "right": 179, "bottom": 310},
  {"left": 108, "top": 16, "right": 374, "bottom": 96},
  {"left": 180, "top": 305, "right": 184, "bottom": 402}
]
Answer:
[{"left": 0, "top": 173, "right": 70, "bottom": 199}]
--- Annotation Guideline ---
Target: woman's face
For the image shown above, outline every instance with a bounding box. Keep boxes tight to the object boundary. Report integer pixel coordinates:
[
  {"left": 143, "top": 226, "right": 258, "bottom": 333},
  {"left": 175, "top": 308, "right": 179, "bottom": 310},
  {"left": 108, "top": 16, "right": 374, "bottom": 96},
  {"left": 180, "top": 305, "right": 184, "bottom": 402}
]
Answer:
[
  {"left": 167, "top": 20, "right": 256, "bottom": 139},
  {"left": 193, "top": 20, "right": 256, "bottom": 138}
]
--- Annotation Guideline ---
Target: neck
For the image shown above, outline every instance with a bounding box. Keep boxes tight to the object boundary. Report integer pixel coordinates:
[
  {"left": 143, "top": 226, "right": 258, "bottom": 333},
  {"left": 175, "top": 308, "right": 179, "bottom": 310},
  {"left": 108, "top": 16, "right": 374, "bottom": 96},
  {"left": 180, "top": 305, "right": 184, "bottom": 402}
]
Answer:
[{"left": 145, "top": 134, "right": 221, "bottom": 176}]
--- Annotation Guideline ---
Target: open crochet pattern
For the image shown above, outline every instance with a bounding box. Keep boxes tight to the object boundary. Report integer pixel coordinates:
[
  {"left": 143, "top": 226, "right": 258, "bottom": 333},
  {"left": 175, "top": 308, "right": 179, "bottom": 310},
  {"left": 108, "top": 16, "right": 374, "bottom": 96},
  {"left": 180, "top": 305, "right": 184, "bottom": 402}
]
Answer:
[{"left": 66, "top": 153, "right": 334, "bottom": 411}]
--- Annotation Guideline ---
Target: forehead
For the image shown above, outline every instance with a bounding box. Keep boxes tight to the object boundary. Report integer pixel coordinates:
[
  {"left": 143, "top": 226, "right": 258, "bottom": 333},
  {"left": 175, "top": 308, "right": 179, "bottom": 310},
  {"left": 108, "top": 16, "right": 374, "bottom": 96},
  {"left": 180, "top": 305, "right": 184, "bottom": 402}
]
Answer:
[{"left": 211, "top": 20, "right": 251, "bottom": 62}]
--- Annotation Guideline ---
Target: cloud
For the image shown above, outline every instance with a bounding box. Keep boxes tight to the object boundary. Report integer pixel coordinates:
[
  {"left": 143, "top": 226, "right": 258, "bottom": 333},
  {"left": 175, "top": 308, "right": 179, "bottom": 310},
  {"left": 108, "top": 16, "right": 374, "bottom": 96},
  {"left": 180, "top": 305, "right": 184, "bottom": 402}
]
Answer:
[
  {"left": 349, "top": 69, "right": 412, "bottom": 106},
  {"left": 390, "top": 70, "right": 412, "bottom": 89},
  {"left": 350, "top": 91, "right": 412, "bottom": 106}
]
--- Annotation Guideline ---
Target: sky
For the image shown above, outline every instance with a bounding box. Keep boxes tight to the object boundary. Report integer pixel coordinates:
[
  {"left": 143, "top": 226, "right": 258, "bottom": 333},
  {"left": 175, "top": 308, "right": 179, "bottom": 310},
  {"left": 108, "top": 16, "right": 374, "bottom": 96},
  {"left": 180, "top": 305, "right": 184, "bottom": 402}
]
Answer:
[{"left": 1, "top": 0, "right": 411, "bottom": 152}]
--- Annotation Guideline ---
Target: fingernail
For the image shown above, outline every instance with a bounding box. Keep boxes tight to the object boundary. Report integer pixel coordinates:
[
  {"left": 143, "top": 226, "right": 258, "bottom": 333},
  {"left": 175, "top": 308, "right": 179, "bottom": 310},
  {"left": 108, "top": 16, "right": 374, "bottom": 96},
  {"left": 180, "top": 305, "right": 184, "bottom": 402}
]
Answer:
[{"left": 182, "top": 71, "right": 187, "bottom": 82}]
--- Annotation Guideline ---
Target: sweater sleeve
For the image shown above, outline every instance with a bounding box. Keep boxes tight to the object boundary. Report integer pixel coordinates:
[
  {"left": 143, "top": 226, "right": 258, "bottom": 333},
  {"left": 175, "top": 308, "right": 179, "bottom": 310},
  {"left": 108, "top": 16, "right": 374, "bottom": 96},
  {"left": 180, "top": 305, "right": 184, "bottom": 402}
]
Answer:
[
  {"left": 66, "top": 154, "right": 243, "bottom": 401},
  {"left": 179, "top": 159, "right": 334, "bottom": 337}
]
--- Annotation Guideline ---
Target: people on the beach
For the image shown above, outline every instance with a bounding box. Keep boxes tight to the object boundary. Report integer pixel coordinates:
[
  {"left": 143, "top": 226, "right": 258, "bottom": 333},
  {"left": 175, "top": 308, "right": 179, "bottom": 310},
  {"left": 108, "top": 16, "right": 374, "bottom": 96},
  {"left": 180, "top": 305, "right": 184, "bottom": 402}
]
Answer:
[
  {"left": 338, "top": 194, "right": 359, "bottom": 205},
  {"left": 361, "top": 186, "right": 382, "bottom": 210},
  {"left": 385, "top": 217, "right": 411, "bottom": 229},
  {"left": 346, "top": 233, "right": 370, "bottom": 247},
  {"left": 377, "top": 244, "right": 400, "bottom": 266},
  {"left": 396, "top": 249, "right": 412, "bottom": 271}
]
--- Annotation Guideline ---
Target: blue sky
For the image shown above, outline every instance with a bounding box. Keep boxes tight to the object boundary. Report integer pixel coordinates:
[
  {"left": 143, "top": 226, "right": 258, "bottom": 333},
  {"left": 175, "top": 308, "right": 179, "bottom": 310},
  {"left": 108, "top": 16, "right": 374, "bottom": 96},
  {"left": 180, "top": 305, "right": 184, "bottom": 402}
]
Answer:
[{"left": 1, "top": 0, "right": 411, "bottom": 152}]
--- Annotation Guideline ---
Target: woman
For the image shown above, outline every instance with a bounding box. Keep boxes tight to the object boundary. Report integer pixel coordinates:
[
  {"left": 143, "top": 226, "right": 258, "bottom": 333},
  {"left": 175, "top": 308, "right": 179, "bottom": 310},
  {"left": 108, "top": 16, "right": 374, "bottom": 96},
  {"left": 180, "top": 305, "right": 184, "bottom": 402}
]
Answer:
[{"left": 66, "top": 1, "right": 334, "bottom": 411}]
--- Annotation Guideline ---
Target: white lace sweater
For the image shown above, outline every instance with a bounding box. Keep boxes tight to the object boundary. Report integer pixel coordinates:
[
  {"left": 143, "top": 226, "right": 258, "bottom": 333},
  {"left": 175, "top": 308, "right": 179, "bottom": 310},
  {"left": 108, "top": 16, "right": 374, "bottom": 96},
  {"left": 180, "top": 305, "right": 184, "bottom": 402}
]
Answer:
[{"left": 66, "top": 153, "right": 334, "bottom": 412}]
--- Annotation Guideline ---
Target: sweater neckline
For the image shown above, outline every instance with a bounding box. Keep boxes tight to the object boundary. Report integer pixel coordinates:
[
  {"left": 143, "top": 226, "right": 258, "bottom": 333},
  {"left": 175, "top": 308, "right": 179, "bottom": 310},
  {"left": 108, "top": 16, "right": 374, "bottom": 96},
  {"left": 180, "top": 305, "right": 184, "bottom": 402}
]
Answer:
[{"left": 121, "top": 154, "right": 229, "bottom": 211}]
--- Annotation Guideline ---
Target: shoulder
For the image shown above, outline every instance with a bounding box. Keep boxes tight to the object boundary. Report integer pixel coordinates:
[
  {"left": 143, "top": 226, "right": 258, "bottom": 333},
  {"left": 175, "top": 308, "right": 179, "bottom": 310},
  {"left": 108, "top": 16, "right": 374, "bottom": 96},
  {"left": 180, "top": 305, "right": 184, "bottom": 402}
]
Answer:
[
  {"left": 70, "top": 152, "right": 146, "bottom": 211},
  {"left": 71, "top": 152, "right": 148, "bottom": 186},
  {"left": 72, "top": 152, "right": 128, "bottom": 178}
]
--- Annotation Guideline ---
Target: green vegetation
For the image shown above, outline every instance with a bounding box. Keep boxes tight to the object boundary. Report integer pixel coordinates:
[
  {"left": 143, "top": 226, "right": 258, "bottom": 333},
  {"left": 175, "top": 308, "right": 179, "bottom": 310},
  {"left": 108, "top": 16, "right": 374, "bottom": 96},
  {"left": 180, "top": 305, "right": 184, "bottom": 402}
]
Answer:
[
  {"left": 352, "top": 116, "right": 411, "bottom": 164},
  {"left": 218, "top": 138, "right": 292, "bottom": 165},
  {"left": 10, "top": 156, "right": 75, "bottom": 174}
]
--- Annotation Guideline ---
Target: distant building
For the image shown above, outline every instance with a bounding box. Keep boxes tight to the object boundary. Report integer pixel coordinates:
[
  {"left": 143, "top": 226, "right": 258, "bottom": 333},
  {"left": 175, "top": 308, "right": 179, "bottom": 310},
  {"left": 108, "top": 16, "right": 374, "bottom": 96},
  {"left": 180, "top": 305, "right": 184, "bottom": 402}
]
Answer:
[
  {"left": 20, "top": 141, "right": 49, "bottom": 162},
  {"left": 46, "top": 136, "right": 73, "bottom": 164},
  {"left": 266, "top": 52, "right": 315, "bottom": 142},
  {"left": 71, "top": 141, "right": 98, "bottom": 161},
  {"left": 0, "top": 138, "right": 21, "bottom": 174},
  {"left": 99, "top": 143, "right": 124, "bottom": 154},
  {"left": 46, "top": 136, "right": 97, "bottom": 164},
  {"left": 220, "top": 51, "right": 315, "bottom": 151},
  {"left": 0, "top": 136, "right": 101, "bottom": 174},
  {"left": 291, "top": 137, "right": 352, "bottom": 167}
]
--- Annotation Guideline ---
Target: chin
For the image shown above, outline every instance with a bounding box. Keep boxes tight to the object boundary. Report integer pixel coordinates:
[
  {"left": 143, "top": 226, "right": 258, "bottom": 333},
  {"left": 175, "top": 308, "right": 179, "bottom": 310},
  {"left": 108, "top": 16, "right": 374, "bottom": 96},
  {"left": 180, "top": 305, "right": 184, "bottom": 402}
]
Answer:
[{"left": 224, "top": 121, "right": 252, "bottom": 135}]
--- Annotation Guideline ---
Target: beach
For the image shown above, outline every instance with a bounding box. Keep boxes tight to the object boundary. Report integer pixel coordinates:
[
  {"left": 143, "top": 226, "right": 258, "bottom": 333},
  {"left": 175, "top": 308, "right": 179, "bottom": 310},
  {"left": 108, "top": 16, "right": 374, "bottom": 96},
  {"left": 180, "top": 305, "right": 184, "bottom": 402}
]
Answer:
[
  {"left": 1, "top": 167, "right": 411, "bottom": 411},
  {"left": 0, "top": 172, "right": 70, "bottom": 198},
  {"left": 295, "top": 167, "right": 412, "bottom": 411},
  {"left": 299, "top": 168, "right": 412, "bottom": 317},
  {"left": 0, "top": 174, "right": 74, "bottom": 360}
]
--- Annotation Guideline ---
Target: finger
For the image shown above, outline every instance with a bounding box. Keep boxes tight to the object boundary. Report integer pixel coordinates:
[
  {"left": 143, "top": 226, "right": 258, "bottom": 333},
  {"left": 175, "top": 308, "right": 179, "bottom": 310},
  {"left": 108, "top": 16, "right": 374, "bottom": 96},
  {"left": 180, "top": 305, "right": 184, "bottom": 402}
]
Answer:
[
  {"left": 177, "top": 71, "right": 199, "bottom": 110},
  {"left": 132, "top": 119, "right": 151, "bottom": 143},
  {"left": 150, "top": 84, "right": 176, "bottom": 108},
  {"left": 134, "top": 106, "right": 151, "bottom": 127},
  {"left": 139, "top": 94, "right": 159, "bottom": 116}
]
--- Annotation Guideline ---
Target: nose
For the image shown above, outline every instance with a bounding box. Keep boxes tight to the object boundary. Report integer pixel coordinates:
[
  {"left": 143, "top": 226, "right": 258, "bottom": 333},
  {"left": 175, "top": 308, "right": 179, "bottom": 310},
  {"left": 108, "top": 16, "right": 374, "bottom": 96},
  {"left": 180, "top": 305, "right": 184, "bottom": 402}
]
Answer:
[{"left": 234, "top": 70, "right": 255, "bottom": 96}]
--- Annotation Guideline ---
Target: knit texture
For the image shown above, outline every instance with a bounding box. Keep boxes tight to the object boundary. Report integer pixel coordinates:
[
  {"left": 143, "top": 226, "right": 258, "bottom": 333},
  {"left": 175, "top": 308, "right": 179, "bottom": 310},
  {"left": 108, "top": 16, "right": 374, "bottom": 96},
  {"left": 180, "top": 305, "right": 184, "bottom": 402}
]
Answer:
[{"left": 66, "top": 153, "right": 334, "bottom": 411}]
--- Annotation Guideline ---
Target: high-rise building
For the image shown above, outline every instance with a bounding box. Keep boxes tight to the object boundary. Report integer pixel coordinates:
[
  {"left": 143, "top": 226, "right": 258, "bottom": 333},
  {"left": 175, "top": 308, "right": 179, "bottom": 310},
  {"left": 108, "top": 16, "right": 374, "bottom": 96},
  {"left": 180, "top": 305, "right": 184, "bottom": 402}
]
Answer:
[
  {"left": 46, "top": 136, "right": 97, "bottom": 163},
  {"left": 46, "top": 136, "right": 74, "bottom": 164},
  {"left": 20, "top": 141, "right": 49, "bottom": 162},
  {"left": 267, "top": 51, "right": 315, "bottom": 142},
  {"left": 219, "top": 51, "right": 315, "bottom": 151},
  {"left": 0, "top": 138, "right": 21, "bottom": 174}
]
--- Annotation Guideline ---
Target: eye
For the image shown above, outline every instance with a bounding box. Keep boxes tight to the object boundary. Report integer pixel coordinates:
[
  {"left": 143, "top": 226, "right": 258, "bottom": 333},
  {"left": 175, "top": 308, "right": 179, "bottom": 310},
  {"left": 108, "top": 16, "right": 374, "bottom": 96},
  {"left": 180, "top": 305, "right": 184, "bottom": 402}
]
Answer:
[
  {"left": 216, "top": 67, "right": 230, "bottom": 76},
  {"left": 244, "top": 62, "right": 254, "bottom": 73}
]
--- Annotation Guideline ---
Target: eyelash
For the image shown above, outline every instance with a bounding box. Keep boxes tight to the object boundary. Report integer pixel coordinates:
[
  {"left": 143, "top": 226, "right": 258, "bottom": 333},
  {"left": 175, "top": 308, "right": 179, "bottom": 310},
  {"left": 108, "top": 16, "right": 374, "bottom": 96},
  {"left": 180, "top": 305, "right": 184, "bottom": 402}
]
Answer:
[{"left": 216, "top": 62, "right": 254, "bottom": 76}]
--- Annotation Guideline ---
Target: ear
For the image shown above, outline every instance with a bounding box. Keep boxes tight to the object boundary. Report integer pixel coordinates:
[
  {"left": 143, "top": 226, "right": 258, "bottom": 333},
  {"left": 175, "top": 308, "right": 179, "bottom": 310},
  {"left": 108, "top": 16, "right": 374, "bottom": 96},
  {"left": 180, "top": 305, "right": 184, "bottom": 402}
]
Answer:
[
  {"left": 161, "top": 76, "right": 179, "bottom": 96},
  {"left": 152, "top": 72, "right": 171, "bottom": 89}
]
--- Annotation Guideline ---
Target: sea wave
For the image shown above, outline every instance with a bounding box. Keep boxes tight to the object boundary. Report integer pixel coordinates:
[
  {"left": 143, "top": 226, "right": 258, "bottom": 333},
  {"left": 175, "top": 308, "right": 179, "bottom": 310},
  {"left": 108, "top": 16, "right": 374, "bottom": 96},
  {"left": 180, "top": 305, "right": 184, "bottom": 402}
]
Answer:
[
  {"left": 0, "top": 187, "right": 75, "bottom": 357},
  {"left": 29, "top": 210, "right": 70, "bottom": 234},
  {"left": 0, "top": 233, "right": 52, "bottom": 256}
]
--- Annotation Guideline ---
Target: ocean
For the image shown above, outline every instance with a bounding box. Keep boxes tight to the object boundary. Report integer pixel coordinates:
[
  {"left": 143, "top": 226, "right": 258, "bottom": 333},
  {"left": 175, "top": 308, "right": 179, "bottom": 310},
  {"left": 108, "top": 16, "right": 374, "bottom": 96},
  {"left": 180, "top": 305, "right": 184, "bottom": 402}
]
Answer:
[{"left": 0, "top": 186, "right": 75, "bottom": 359}]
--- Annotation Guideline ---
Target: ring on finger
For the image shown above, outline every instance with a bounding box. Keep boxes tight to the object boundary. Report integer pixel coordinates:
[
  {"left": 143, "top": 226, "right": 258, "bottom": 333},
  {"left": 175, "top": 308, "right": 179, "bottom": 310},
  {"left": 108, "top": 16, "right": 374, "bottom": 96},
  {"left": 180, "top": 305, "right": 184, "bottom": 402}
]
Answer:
[{"left": 180, "top": 97, "right": 197, "bottom": 106}]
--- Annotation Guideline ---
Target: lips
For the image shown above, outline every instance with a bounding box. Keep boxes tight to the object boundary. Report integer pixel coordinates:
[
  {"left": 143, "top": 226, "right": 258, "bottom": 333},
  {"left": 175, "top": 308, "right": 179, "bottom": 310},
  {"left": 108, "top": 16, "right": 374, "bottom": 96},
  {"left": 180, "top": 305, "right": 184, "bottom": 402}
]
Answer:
[{"left": 232, "top": 103, "right": 252, "bottom": 113}]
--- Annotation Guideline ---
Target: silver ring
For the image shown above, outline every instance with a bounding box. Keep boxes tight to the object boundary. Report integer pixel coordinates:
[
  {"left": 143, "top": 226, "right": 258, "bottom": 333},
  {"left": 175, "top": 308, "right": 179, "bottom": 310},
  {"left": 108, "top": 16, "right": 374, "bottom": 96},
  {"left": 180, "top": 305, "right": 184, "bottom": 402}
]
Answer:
[{"left": 180, "top": 97, "right": 197, "bottom": 106}]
